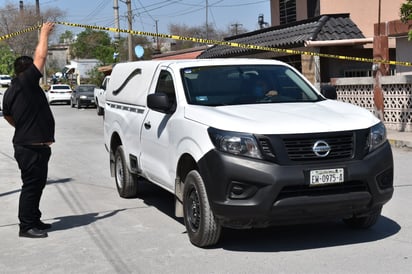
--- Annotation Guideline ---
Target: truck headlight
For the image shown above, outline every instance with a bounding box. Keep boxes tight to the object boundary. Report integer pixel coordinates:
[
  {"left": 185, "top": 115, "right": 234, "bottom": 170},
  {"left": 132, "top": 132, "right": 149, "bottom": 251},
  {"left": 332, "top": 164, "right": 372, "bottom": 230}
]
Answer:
[
  {"left": 369, "top": 122, "right": 387, "bottom": 152},
  {"left": 208, "top": 128, "right": 263, "bottom": 159}
]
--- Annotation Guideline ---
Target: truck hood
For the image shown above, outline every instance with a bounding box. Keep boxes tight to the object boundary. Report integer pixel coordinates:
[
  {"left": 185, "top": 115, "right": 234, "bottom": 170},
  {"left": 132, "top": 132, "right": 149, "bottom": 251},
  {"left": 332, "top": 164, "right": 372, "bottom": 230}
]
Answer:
[{"left": 184, "top": 100, "right": 379, "bottom": 134}]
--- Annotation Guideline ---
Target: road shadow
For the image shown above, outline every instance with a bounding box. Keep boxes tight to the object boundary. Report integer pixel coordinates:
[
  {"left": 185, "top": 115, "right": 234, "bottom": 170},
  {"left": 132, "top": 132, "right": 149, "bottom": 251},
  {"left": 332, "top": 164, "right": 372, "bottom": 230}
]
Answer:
[
  {"left": 136, "top": 179, "right": 401, "bottom": 251},
  {"left": 48, "top": 208, "right": 126, "bottom": 231},
  {"left": 137, "top": 179, "right": 184, "bottom": 224},
  {"left": 0, "top": 177, "right": 73, "bottom": 198},
  {"left": 47, "top": 177, "right": 73, "bottom": 185},
  {"left": 216, "top": 216, "right": 400, "bottom": 252}
]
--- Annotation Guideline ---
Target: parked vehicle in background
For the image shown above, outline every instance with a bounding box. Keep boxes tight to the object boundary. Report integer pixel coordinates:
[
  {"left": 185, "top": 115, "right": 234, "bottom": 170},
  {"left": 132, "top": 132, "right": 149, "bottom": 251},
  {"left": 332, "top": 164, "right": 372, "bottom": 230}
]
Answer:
[
  {"left": 71, "top": 84, "right": 96, "bottom": 109},
  {"left": 94, "top": 76, "right": 110, "bottom": 116},
  {"left": 46, "top": 84, "right": 72, "bottom": 105},
  {"left": 0, "top": 75, "right": 12, "bottom": 87}
]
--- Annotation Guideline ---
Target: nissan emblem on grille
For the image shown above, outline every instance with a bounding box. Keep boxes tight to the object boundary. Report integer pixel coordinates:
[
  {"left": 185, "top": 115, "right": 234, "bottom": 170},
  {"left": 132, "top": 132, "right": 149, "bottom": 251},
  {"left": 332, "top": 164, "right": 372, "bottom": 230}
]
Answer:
[{"left": 312, "top": 140, "right": 331, "bottom": 157}]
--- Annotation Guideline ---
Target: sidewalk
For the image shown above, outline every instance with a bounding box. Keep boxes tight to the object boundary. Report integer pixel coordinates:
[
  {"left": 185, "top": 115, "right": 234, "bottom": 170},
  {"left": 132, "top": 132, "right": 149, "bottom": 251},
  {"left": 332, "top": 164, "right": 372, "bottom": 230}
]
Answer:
[{"left": 387, "top": 129, "right": 412, "bottom": 148}]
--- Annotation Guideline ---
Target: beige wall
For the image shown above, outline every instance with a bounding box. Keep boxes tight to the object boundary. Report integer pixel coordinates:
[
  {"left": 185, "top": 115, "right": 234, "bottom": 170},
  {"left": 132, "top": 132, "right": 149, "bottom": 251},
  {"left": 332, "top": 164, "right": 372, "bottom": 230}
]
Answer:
[
  {"left": 270, "top": 0, "right": 405, "bottom": 37},
  {"left": 320, "top": 0, "right": 405, "bottom": 37}
]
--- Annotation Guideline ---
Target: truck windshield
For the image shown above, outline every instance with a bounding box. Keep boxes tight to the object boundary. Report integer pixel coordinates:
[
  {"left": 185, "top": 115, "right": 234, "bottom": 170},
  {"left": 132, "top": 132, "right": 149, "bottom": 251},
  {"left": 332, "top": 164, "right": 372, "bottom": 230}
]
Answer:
[{"left": 181, "top": 65, "right": 322, "bottom": 106}]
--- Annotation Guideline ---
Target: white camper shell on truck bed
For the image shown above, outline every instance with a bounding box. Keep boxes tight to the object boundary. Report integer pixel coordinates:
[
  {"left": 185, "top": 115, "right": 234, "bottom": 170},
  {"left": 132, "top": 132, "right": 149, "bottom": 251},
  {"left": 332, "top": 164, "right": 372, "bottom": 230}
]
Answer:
[{"left": 104, "top": 59, "right": 393, "bottom": 247}]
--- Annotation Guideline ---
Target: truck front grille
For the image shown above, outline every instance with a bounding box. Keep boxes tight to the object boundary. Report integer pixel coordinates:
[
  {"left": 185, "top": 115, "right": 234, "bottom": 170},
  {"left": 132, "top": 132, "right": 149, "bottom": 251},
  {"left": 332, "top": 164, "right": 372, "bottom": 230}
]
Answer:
[
  {"left": 283, "top": 134, "right": 354, "bottom": 161},
  {"left": 257, "top": 130, "right": 365, "bottom": 164}
]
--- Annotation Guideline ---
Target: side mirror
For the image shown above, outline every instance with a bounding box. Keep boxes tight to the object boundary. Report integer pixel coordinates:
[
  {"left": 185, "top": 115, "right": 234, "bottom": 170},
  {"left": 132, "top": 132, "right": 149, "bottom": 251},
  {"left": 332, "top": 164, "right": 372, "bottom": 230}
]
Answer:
[
  {"left": 320, "top": 85, "right": 337, "bottom": 100},
  {"left": 147, "top": 92, "right": 175, "bottom": 114}
]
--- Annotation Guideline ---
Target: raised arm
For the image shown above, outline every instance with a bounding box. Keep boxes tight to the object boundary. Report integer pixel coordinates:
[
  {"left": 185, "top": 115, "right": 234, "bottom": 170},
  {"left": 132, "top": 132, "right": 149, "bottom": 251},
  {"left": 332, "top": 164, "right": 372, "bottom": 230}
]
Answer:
[{"left": 33, "top": 22, "right": 55, "bottom": 72}]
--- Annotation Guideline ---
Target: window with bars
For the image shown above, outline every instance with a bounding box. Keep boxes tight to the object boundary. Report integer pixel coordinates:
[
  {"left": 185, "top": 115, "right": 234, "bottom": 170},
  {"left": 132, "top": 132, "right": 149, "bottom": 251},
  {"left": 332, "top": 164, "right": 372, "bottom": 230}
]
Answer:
[{"left": 280, "top": 0, "right": 297, "bottom": 24}]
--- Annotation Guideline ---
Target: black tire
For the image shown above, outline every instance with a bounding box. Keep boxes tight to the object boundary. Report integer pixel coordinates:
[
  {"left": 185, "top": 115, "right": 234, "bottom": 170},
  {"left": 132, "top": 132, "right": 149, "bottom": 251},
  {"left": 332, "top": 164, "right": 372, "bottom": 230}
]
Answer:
[
  {"left": 96, "top": 101, "right": 104, "bottom": 116},
  {"left": 114, "top": 145, "right": 138, "bottom": 198},
  {"left": 76, "top": 99, "right": 81, "bottom": 109},
  {"left": 183, "top": 170, "right": 221, "bottom": 247},
  {"left": 343, "top": 207, "right": 382, "bottom": 229}
]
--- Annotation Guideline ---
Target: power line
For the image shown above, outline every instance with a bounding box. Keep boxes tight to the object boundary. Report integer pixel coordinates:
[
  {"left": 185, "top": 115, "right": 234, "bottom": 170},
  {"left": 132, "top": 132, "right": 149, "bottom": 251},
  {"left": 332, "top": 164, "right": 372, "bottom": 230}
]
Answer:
[{"left": 81, "top": 0, "right": 111, "bottom": 22}]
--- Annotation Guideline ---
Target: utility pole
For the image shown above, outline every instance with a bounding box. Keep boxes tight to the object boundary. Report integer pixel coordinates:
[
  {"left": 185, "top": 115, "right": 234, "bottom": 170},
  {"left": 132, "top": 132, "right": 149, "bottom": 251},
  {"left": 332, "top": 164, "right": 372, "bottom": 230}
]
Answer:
[
  {"left": 231, "top": 23, "right": 242, "bottom": 35},
  {"left": 113, "top": 0, "right": 120, "bottom": 62},
  {"left": 155, "top": 20, "right": 160, "bottom": 53},
  {"left": 35, "top": 0, "right": 40, "bottom": 17},
  {"left": 206, "top": 0, "right": 208, "bottom": 39},
  {"left": 113, "top": 0, "right": 120, "bottom": 41},
  {"left": 126, "top": 0, "right": 133, "bottom": 61}
]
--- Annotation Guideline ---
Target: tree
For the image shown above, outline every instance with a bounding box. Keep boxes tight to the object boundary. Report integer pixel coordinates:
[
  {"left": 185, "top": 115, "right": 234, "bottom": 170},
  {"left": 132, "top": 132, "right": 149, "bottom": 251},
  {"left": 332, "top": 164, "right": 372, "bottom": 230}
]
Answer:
[
  {"left": 400, "top": 0, "right": 412, "bottom": 40},
  {"left": 115, "top": 35, "right": 153, "bottom": 61},
  {"left": 70, "top": 28, "right": 114, "bottom": 65},
  {"left": 59, "top": 30, "right": 75, "bottom": 44},
  {"left": 0, "top": 42, "right": 16, "bottom": 75},
  {"left": 0, "top": 3, "right": 64, "bottom": 56}
]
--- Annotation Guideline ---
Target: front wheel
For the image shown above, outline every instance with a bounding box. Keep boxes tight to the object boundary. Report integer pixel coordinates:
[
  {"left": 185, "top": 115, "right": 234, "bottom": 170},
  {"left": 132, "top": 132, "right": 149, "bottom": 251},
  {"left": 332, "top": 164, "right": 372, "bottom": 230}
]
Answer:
[
  {"left": 114, "top": 145, "right": 138, "bottom": 198},
  {"left": 183, "top": 170, "right": 221, "bottom": 247},
  {"left": 96, "top": 99, "right": 104, "bottom": 116},
  {"left": 343, "top": 207, "right": 382, "bottom": 229}
]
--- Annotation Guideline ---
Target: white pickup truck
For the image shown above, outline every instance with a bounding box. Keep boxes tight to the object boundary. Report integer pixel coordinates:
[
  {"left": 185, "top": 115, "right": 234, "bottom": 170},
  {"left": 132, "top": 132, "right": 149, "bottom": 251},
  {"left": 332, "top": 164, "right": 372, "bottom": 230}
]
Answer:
[
  {"left": 94, "top": 75, "right": 110, "bottom": 115},
  {"left": 104, "top": 59, "right": 393, "bottom": 247}
]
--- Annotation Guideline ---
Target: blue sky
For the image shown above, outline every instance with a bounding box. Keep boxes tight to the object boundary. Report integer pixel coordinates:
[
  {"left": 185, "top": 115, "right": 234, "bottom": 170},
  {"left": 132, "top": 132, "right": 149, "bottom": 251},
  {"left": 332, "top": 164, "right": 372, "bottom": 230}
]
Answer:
[{"left": 1, "top": 0, "right": 271, "bottom": 38}]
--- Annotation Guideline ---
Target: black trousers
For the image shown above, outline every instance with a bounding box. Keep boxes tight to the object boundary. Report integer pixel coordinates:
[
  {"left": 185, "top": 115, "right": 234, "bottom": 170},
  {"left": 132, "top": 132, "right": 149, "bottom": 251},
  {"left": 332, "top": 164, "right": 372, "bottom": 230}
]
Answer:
[{"left": 14, "top": 144, "right": 51, "bottom": 231}]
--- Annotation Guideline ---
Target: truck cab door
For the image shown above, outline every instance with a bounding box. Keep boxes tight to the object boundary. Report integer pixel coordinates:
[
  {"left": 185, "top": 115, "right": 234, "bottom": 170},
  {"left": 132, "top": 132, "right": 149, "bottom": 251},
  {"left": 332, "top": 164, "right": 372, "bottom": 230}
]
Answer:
[{"left": 140, "top": 69, "right": 177, "bottom": 190}]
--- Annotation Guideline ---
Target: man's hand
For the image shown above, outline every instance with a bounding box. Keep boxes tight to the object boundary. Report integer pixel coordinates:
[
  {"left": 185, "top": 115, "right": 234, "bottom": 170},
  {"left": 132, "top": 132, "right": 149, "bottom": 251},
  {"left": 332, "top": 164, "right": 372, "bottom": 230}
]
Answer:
[
  {"left": 4, "top": 115, "right": 15, "bottom": 127},
  {"left": 40, "top": 22, "right": 55, "bottom": 36}
]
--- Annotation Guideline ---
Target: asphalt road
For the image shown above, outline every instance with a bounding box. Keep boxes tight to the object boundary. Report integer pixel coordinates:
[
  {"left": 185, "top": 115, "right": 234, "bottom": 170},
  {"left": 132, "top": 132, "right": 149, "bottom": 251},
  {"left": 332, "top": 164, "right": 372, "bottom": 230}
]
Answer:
[{"left": 0, "top": 100, "right": 411, "bottom": 273}]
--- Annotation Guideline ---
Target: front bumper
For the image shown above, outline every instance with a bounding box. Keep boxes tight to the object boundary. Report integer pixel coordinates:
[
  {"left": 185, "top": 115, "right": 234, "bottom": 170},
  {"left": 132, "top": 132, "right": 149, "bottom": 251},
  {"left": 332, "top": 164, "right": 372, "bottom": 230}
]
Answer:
[
  {"left": 78, "top": 98, "right": 95, "bottom": 106},
  {"left": 197, "top": 142, "right": 393, "bottom": 228}
]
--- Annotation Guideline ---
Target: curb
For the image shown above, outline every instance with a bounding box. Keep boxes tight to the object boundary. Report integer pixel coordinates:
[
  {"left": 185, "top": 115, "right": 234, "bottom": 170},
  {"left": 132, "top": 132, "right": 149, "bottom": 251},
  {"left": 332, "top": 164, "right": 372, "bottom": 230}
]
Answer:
[{"left": 388, "top": 138, "right": 412, "bottom": 149}]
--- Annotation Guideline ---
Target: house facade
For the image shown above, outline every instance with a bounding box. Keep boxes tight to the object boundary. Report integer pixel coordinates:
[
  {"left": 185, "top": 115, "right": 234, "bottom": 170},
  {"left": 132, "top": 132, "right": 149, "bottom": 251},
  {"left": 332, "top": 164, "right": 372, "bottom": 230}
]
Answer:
[{"left": 198, "top": 0, "right": 412, "bottom": 131}]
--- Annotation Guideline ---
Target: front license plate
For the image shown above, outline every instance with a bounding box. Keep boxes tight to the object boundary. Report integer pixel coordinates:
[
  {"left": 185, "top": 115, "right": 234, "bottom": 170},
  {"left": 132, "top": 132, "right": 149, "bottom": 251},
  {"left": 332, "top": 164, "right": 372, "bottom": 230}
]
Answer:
[{"left": 310, "top": 168, "right": 344, "bottom": 186}]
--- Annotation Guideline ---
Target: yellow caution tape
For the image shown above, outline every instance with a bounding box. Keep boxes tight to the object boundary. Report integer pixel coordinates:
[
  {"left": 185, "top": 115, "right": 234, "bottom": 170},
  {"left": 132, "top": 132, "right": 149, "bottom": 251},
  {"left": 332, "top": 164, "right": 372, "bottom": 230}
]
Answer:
[
  {"left": 2, "top": 21, "right": 412, "bottom": 67},
  {"left": 56, "top": 22, "right": 412, "bottom": 67},
  {"left": 0, "top": 24, "right": 41, "bottom": 41}
]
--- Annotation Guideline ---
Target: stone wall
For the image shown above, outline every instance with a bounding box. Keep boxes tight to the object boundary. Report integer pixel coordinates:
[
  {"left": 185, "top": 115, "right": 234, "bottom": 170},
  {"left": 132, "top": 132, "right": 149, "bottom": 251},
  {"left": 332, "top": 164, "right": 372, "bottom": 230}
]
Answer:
[{"left": 332, "top": 75, "right": 412, "bottom": 132}]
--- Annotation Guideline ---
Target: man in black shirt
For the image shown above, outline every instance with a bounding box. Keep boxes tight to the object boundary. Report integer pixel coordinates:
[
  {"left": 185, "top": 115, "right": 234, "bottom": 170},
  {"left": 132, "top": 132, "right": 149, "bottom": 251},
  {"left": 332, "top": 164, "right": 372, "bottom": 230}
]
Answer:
[{"left": 2, "top": 22, "right": 55, "bottom": 238}]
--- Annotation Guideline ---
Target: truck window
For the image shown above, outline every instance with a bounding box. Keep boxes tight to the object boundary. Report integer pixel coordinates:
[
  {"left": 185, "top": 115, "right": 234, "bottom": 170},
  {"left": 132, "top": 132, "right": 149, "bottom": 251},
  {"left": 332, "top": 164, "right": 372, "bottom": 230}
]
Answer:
[
  {"left": 181, "top": 65, "right": 322, "bottom": 106},
  {"left": 155, "top": 70, "right": 176, "bottom": 106}
]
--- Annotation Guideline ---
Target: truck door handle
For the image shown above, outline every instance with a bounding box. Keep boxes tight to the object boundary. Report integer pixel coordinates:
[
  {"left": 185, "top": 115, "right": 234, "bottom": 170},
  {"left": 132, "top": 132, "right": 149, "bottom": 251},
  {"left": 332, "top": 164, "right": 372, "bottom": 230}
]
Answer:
[{"left": 144, "top": 121, "right": 151, "bottom": 129}]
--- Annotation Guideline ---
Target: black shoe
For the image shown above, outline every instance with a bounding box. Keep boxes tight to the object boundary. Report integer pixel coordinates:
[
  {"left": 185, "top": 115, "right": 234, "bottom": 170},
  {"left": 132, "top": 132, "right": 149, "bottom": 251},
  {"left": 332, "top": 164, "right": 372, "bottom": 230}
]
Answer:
[
  {"left": 19, "top": 228, "right": 48, "bottom": 238},
  {"left": 36, "top": 221, "right": 52, "bottom": 230}
]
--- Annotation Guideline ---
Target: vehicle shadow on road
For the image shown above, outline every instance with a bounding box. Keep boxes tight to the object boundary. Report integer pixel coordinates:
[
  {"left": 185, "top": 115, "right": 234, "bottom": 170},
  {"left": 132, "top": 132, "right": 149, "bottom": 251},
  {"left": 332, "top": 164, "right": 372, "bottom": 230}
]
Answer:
[
  {"left": 47, "top": 208, "right": 127, "bottom": 232},
  {"left": 137, "top": 179, "right": 184, "bottom": 224},
  {"left": 217, "top": 216, "right": 400, "bottom": 252},
  {"left": 136, "top": 180, "right": 401, "bottom": 251}
]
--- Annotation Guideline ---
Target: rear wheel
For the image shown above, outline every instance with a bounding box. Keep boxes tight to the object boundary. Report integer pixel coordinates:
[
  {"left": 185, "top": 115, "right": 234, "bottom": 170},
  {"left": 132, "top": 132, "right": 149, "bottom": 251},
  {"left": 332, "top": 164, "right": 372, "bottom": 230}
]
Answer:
[
  {"left": 343, "top": 207, "right": 382, "bottom": 229},
  {"left": 183, "top": 170, "right": 221, "bottom": 247},
  {"left": 114, "top": 145, "right": 138, "bottom": 198}
]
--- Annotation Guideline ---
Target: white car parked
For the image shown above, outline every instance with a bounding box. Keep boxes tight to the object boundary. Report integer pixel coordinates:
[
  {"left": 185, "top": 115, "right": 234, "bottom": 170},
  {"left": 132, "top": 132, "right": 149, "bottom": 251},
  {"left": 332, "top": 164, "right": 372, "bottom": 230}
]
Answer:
[
  {"left": 94, "top": 76, "right": 110, "bottom": 115},
  {"left": 0, "top": 75, "right": 12, "bottom": 87},
  {"left": 46, "top": 84, "right": 72, "bottom": 105}
]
